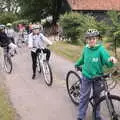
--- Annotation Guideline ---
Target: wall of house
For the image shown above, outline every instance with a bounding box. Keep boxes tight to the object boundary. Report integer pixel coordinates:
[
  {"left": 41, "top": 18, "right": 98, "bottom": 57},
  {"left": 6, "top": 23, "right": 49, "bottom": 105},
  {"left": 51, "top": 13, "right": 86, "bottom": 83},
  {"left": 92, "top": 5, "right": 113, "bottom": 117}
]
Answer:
[{"left": 78, "top": 10, "right": 108, "bottom": 21}]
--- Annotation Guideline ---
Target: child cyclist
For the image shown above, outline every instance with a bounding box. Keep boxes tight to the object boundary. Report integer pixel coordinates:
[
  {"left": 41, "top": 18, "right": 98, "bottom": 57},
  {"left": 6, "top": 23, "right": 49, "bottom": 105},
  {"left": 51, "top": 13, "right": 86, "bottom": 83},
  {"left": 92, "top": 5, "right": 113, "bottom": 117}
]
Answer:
[{"left": 75, "top": 29, "right": 117, "bottom": 120}]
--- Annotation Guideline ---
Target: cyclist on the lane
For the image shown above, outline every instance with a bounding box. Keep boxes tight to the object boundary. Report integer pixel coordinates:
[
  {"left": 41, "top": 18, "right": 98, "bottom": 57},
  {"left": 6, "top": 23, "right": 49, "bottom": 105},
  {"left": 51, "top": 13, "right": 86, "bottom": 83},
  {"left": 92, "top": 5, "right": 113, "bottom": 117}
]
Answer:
[
  {"left": 5, "top": 23, "right": 16, "bottom": 44},
  {"left": 28, "top": 24, "right": 52, "bottom": 79},
  {"left": 0, "top": 24, "right": 17, "bottom": 56},
  {"left": 75, "top": 29, "right": 117, "bottom": 120}
]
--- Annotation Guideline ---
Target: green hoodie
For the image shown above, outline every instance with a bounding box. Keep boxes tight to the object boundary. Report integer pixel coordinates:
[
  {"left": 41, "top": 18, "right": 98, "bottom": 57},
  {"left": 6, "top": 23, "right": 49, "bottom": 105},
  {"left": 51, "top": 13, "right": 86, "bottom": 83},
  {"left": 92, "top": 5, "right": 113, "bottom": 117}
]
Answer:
[{"left": 75, "top": 44, "right": 113, "bottom": 79}]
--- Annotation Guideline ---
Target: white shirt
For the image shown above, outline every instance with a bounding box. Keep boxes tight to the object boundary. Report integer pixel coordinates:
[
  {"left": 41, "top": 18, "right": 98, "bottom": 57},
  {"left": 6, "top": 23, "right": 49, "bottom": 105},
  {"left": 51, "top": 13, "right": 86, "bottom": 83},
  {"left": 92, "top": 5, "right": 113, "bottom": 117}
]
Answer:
[
  {"left": 28, "top": 33, "right": 52, "bottom": 52},
  {"left": 5, "top": 28, "right": 15, "bottom": 38}
]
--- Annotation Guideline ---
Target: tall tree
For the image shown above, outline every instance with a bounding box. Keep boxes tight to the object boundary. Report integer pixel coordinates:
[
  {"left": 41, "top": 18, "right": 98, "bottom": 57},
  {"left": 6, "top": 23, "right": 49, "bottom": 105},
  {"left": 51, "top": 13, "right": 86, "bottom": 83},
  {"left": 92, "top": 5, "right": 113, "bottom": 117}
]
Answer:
[
  {"left": 0, "top": 0, "right": 19, "bottom": 13},
  {"left": 17, "top": 0, "right": 62, "bottom": 23},
  {"left": 52, "top": 0, "right": 62, "bottom": 24}
]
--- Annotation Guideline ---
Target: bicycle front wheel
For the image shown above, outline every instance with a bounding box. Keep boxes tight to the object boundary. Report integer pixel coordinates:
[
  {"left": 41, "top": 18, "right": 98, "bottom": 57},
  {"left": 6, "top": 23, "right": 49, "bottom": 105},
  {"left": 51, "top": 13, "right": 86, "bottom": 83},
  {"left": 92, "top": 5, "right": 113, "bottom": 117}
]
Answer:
[
  {"left": 42, "top": 61, "right": 53, "bottom": 86},
  {"left": 4, "top": 55, "right": 12, "bottom": 73},
  {"left": 66, "top": 70, "right": 81, "bottom": 105},
  {"left": 17, "top": 39, "right": 23, "bottom": 48},
  {"left": 94, "top": 95, "right": 120, "bottom": 120}
]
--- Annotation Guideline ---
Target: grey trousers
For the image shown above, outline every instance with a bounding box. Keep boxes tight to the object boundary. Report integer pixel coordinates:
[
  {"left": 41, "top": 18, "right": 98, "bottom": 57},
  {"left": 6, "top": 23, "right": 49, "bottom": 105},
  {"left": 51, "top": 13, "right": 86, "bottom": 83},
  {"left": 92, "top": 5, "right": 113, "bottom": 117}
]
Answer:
[{"left": 77, "top": 75, "right": 102, "bottom": 120}]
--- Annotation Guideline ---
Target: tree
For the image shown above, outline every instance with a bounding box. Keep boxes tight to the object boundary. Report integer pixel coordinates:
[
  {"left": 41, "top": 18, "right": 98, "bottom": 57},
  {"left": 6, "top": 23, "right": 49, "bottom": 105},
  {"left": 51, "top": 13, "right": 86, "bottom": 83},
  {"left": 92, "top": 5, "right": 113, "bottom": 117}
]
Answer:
[
  {"left": 17, "top": 0, "right": 62, "bottom": 23},
  {"left": 0, "top": 0, "right": 19, "bottom": 13},
  {"left": 107, "top": 11, "right": 120, "bottom": 57},
  {"left": 52, "top": 0, "right": 62, "bottom": 24}
]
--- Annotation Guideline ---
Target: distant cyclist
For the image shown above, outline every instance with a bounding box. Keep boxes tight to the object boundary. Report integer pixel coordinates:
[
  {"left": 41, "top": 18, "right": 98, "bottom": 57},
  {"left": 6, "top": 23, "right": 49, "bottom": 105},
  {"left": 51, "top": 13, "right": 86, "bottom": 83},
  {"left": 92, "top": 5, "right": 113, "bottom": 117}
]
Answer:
[
  {"left": 5, "top": 23, "right": 15, "bottom": 44},
  {"left": 0, "top": 24, "right": 17, "bottom": 56},
  {"left": 28, "top": 24, "right": 52, "bottom": 79}
]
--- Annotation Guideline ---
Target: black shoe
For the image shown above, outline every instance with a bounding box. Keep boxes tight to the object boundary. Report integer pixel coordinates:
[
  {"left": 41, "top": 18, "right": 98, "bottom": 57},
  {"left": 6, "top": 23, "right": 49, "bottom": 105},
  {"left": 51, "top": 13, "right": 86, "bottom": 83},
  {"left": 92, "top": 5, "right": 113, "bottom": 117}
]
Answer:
[
  {"left": 77, "top": 118, "right": 82, "bottom": 120},
  {"left": 32, "top": 74, "right": 36, "bottom": 79}
]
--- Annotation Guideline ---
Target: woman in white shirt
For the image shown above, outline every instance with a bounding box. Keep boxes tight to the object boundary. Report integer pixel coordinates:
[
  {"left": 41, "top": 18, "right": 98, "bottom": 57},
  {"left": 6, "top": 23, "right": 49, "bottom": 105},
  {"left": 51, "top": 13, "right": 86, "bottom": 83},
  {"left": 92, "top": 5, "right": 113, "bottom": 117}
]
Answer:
[{"left": 28, "top": 24, "right": 52, "bottom": 79}]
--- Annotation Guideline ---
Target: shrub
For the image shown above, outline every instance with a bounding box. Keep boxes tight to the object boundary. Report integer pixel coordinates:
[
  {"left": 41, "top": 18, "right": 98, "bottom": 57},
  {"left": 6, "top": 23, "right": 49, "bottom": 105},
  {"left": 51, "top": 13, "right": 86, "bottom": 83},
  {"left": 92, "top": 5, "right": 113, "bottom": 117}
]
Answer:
[
  {"left": 0, "top": 12, "right": 18, "bottom": 25},
  {"left": 12, "top": 19, "right": 29, "bottom": 31},
  {"left": 59, "top": 12, "right": 107, "bottom": 44}
]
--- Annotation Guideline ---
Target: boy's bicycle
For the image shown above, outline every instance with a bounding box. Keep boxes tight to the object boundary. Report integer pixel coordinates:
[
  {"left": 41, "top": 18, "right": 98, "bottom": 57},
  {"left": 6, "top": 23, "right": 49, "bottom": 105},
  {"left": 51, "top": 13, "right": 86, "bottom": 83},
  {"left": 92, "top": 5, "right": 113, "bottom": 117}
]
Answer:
[
  {"left": 66, "top": 67, "right": 120, "bottom": 120},
  {"left": 37, "top": 49, "right": 53, "bottom": 86}
]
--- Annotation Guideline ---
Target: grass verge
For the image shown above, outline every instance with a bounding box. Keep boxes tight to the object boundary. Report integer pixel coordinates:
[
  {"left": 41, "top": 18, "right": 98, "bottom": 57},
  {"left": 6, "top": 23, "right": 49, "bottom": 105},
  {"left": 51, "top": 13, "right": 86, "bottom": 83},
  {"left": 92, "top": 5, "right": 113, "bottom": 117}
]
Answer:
[
  {"left": 0, "top": 74, "right": 18, "bottom": 120},
  {"left": 50, "top": 41, "right": 83, "bottom": 62}
]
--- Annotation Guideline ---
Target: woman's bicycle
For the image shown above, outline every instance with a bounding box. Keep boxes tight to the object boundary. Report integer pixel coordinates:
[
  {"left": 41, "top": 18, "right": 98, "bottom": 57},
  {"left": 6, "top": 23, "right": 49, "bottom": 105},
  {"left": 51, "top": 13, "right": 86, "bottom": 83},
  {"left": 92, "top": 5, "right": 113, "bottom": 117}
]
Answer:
[
  {"left": 66, "top": 67, "right": 120, "bottom": 120},
  {"left": 37, "top": 49, "right": 53, "bottom": 86}
]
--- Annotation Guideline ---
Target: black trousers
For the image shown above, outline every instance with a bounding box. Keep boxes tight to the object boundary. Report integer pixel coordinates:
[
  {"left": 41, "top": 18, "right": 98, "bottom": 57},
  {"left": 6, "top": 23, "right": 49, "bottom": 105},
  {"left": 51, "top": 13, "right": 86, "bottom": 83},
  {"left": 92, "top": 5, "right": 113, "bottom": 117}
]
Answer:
[
  {"left": 31, "top": 48, "right": 51, "bottom": 75},
  {"left": 8, "top": 37, "right": 15, "bottom": 44}
]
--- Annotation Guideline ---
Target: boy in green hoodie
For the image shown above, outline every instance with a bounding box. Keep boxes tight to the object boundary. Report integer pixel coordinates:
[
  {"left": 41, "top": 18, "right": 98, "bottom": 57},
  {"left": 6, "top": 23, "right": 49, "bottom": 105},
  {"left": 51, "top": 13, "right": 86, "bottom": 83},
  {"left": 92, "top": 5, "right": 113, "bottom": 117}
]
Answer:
[{"left": 75, "top": 29, "right": 117, "bottom": 120}]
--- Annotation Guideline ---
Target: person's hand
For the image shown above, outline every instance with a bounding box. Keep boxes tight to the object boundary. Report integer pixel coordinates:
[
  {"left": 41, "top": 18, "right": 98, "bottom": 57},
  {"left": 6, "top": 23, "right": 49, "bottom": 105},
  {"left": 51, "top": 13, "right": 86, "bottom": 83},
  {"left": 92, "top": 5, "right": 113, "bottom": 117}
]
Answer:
[
  {"left": 75, "top": 66, "right": 78, "bottom": 71},
  {"left": 108, "top": 56, "right": 117, "bottom": 64},
  {"left": 9, "top": 43, "right": 17, "bottom": 50},
  {"left": 75, "top": 65, "right": 82, "bottom": 71}
]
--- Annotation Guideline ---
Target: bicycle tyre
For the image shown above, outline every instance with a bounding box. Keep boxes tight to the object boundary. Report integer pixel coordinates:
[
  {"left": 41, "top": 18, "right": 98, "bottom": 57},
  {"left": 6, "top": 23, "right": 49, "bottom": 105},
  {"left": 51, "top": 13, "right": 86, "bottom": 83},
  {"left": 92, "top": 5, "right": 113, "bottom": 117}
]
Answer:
[
  {"left": 17, "top": 39, "right": 23, "bottom": 48},
  {"left": 66, "top": 70, "right": 81, "bottom": 105},
  {"left": 42, "top": 61, "right": 53, "bottom": 86},
  {"left": 4, "top": 54, "right": 12, "bottom": 73},
  {"left": 94, "top": 95, "right": 120, "bottom": 120}
]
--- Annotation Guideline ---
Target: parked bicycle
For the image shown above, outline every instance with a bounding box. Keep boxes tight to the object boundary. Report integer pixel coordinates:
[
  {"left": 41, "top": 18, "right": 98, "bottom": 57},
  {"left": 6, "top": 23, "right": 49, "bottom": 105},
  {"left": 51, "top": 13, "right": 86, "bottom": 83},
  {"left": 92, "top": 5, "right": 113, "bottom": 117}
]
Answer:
[
  {"left": 37, "top": 49, "right": 53, "bottom": 86},
  {"left": 66, "top": 67, "right": 120, "bottom": 120}
]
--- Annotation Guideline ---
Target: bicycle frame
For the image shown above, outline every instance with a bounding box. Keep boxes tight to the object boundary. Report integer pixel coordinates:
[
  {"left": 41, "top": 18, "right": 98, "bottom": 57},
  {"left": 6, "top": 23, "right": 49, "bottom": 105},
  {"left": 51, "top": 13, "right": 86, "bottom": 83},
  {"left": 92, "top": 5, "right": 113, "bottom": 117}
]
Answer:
[
  {"left": 91, "top": 77, "right": 118, "bottom": 120},
  {"left": 37, "top": 49, "right": 47, "bottom": 76},
  {"left": 37, "top": 49, "right": 46, "bottom": 65},
  {"left": 102, "top": 78, "right": 117, "bottom": 119}
]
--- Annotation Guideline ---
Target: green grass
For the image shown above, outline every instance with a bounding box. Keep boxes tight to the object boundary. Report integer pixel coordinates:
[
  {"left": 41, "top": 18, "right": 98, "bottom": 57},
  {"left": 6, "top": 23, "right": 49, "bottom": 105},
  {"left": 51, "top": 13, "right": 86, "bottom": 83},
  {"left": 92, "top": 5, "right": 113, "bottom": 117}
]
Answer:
[
  {"left": 50, "top": 41, "right": 120, "bottom": 77},
  {"left": 50, "top": 41, "right": 83, "bottom": 62},
  {"left": 0, "top": 75, "right": 17, "bottom": 120}
]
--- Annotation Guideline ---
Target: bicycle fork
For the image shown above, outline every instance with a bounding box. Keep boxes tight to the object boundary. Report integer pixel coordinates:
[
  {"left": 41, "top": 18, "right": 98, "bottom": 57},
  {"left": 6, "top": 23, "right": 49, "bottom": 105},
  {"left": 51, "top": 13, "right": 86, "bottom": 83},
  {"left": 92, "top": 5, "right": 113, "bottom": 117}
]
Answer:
[{"left": 105, "top": 92, "right": 118, "bottom": 120}]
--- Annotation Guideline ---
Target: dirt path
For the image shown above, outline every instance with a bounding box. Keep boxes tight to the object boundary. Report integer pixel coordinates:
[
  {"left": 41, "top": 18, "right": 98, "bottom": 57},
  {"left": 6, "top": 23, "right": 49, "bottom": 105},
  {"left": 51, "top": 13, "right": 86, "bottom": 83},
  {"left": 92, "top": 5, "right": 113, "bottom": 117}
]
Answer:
[
  {"left": 1, "top": 46, "right": 77, "bottom": 120},
  {"left": 1, "top": 45, "right": 120, "bottom": 120}
]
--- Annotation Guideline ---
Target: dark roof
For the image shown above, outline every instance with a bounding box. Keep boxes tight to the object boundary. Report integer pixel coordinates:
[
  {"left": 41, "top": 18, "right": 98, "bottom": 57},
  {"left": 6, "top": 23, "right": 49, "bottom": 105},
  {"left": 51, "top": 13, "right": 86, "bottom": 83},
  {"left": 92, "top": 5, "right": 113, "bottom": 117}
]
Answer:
[{"left": 66, "top": 0, "right": 120, "bottom": 10}]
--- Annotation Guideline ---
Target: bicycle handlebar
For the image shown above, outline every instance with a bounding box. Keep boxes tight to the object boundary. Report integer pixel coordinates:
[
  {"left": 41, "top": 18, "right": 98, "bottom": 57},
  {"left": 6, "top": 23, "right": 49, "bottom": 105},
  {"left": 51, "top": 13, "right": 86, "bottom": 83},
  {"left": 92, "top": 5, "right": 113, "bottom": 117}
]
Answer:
[
  {"left": 92, "top": 70, "right": 119, "bottom": 80},
  {"left": 75, "top": 66, "right": 119, "bottom": 80}
]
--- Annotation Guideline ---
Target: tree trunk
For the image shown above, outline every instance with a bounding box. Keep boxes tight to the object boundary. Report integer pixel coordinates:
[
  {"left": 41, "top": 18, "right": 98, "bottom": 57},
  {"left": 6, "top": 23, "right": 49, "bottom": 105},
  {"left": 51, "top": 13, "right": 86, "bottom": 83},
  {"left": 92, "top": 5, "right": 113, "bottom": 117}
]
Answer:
[{"left": 52, "top": 0, "right": 62, "bottom": 25}]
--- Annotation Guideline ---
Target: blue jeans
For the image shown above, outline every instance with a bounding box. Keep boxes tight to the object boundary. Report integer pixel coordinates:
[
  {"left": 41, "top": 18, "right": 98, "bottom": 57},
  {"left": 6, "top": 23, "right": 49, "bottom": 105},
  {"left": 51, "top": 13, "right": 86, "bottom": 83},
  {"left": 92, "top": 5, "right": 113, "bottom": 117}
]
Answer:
[{"left": 77, "top": 76, "right": 102, "bottom": 120}]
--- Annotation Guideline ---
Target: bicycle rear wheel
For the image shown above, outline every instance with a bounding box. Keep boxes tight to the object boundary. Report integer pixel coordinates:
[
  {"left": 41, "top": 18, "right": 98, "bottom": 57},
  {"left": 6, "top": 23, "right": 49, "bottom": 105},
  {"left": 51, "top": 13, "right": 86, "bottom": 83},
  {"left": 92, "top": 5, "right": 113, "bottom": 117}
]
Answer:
[
  {"left": 42, "top": 61, "right": 53, "bottom": 86},
  {"left": 4, "top": 54, "right": 12, "bottom": 73},
  {"left": 66, "top": 70, "right": 81, "bottom": 105},
  {"left": 94, "top": 95, "right": 120, "bottom": 120}
]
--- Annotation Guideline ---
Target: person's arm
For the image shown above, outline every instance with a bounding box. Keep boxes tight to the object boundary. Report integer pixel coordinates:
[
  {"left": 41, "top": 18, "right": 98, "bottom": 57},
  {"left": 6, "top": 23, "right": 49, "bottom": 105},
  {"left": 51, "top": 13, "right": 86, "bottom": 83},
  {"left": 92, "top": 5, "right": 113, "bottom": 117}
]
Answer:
[
  {"left": 28, "top": 33, "right": 33, "bottom": 48},
  {"left": 75, "top": 48, "right": 84, "bottom": 67},
  {"left": 40, "top": 33, "right": 52, "bottom": 45},
  {"left": 100, "top": 46, "right": 115, "bottom": 68}
]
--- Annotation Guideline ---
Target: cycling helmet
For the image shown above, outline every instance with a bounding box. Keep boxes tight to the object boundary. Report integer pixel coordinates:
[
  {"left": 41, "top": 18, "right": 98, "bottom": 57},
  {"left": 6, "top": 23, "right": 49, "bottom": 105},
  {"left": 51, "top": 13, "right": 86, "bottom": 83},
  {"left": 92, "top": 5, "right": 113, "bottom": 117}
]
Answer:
[
  {"left": 85, "top": 29, "right": 100, "bottom": 38},
  {"left": 0, "top": 24, "right": 5, "bottom": 30},
  {"left": 31, "top": 24, "right": 40, "bottom": 30},
  {"left": 6, "top": 23, "right": 12, "bottom": 27}
]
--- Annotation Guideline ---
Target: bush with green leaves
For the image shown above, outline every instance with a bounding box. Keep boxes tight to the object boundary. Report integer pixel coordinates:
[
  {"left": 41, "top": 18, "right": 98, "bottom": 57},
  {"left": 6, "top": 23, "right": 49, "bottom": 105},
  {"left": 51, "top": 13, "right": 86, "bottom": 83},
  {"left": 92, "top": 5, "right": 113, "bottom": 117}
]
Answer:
[
  {"left": 106, "top": 11, "right": 120, "bottom": 45},
  {"left": 0, "top": 12, "right": 18, "bottom": 25},
  {"left": 12, "top": 19, "right": 29, "bottom": 31},
  {"left": 59, "top": 12, "right": 108, "bottom": 44}
]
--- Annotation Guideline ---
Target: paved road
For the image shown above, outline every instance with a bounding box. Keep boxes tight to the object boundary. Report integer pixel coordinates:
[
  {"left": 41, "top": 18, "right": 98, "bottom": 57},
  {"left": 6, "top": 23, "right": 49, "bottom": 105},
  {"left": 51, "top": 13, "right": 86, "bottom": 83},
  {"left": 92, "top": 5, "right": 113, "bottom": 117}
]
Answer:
[
  {"left": 0, "top": 45, "right": 120, "bottom": 120},
  {"left": 1, "top": 46, "right": 78, "bottom": 120}
]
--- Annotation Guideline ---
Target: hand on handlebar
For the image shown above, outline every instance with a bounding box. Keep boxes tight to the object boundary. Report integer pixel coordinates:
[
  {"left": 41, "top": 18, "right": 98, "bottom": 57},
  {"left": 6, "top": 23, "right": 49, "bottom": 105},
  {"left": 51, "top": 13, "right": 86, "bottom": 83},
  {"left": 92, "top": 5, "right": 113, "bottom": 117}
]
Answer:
[
  {"left": 108, "top": 56, "right": 117, "bottom": 64},
  {"left": 75, "top": 66, "right": 82, "bottom": 71}
]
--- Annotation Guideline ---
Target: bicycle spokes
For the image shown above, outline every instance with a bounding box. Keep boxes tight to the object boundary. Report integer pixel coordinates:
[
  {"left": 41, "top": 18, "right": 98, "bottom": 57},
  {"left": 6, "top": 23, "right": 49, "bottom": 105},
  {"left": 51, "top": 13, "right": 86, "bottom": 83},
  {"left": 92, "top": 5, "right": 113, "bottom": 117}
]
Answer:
[{"left": 69, "top": 81, "right": 80, "bottom": 103}]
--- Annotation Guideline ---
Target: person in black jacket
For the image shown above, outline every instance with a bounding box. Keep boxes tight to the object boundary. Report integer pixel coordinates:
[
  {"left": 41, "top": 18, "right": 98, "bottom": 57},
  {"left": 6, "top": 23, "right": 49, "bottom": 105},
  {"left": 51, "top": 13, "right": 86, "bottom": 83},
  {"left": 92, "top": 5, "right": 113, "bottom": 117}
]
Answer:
[
  {"left": 0, "top": 24, "right": 17, "bottom": 55},
  {"left": 0, "top": 24, "right": 10, "bottom": 47}
]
